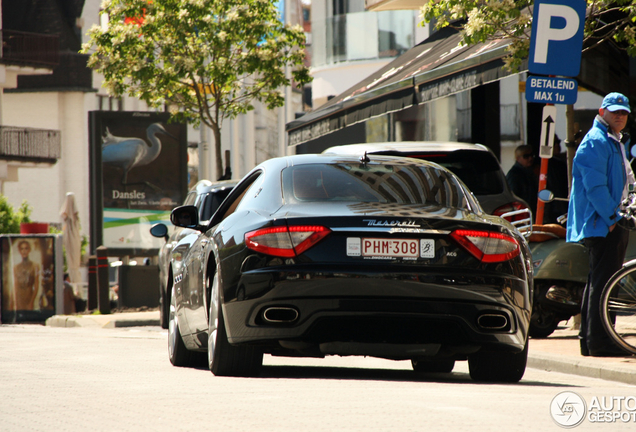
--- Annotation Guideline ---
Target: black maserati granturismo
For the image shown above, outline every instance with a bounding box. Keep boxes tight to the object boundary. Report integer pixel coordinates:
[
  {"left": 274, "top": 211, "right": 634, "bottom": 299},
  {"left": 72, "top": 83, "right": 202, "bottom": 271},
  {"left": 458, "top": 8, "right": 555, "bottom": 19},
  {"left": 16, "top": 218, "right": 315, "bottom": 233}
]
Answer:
[{"left": 166, "top": 153, "right": 532, "bottom": 382}]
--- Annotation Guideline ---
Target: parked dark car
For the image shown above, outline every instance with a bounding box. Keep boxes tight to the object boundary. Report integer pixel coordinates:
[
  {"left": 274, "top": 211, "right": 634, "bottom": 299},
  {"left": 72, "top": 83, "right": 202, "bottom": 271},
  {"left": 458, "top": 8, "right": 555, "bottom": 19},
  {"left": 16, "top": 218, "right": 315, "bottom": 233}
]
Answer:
[
  {"left": 166, "top": 154, "right": 532, "bottom": 382},
  {"left": 323, "top": 142, "right": 530, "bottom": 219},
  {"left": 150, "top": 179, "right": 236, "bottom": 328}
]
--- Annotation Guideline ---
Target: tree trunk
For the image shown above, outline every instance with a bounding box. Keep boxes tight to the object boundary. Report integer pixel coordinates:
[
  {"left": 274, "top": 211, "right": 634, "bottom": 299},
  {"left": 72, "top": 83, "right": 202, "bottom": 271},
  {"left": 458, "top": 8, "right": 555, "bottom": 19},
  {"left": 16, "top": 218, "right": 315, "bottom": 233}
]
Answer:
[{"left": 211, "top": 122, "right": 223, "bottom": 178}]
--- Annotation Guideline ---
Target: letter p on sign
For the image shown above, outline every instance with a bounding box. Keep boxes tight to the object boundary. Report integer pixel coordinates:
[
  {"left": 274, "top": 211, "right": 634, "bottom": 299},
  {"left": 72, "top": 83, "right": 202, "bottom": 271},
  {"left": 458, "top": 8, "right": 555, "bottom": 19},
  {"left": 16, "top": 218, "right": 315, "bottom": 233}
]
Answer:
[{"left": 528, "top": 0, "right": 586, "bottom": 77}]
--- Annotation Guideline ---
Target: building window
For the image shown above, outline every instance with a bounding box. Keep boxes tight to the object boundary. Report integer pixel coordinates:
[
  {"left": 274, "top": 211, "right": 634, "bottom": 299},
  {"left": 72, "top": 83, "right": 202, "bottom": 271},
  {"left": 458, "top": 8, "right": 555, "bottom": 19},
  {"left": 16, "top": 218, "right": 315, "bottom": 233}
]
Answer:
[{"left": 98, "top": 95, "right": 123, "bottom": 111}]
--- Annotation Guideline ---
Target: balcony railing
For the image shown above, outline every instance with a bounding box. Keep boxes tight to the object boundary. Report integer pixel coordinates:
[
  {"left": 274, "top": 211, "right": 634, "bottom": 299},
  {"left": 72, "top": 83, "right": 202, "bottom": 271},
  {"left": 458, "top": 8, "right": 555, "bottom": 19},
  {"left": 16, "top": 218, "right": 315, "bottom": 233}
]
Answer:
[
  {"left": 0, "top": 126, "right": 61, "bottom": 163},
  {"left": 0, "top": 29, "right": 59, "bottom": 68}
]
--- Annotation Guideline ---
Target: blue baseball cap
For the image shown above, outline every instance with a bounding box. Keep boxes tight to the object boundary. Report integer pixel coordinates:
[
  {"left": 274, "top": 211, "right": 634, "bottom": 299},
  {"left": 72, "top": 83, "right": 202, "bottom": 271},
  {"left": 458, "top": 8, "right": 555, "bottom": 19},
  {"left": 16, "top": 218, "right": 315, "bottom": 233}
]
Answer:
[{"left": 601, "top": 92, "right": 631, "bottom": 113}]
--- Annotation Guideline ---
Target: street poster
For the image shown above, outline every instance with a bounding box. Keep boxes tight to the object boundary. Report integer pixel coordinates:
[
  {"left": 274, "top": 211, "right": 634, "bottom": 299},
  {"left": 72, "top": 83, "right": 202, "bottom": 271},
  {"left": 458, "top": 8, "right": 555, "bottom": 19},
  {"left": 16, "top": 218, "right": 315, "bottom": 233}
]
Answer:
[
  {"left": 0, "top": 235, "right": 62, "bottom": 323},
  {"left": 89, "top": 111, "right": 188, "bottom": 256}
]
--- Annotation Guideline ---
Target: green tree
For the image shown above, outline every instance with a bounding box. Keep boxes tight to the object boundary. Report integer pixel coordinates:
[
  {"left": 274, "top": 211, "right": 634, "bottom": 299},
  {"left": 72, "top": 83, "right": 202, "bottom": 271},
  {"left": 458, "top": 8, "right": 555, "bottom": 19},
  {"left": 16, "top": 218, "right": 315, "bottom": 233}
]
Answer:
[
  {"left": 82, "top": 0, "right": 312, "bottom": 176},
  {"left": 420, "top": 0, "right": 636, "bottom": 72},
  {"left": 0, "top": 195, "right": 32, "bottom": 234}
]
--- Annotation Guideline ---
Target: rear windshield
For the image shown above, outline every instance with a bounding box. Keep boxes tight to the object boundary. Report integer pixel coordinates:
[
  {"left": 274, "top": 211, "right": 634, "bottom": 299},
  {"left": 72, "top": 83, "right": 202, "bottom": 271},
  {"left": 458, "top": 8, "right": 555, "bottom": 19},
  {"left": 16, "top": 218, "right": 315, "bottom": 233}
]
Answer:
[
  {"left": 282, "top": 162, "right": 469, "bottom": 208},
  {"left": 381, "top": 150, "right": 505, "bottom": 195}
]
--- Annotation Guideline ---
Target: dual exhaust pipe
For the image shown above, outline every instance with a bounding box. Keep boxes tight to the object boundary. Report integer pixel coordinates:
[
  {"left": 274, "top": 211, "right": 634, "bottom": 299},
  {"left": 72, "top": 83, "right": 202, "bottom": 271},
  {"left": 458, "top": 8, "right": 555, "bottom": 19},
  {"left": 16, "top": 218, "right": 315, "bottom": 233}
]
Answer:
[
  {"left": 476, "top": 312, "right": 510, "bottom": 331},
  {"left": 262, "top": 306, "right": 299, "bottom": 323},
  {"left": 260, "top": 307, "right": 509, "bottom": 331}
]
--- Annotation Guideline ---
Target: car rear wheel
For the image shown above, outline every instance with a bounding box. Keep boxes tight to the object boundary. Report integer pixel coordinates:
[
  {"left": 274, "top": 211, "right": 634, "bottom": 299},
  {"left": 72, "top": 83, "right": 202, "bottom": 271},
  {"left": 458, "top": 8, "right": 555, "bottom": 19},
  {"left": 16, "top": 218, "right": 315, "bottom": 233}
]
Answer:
[
  {"left": 411, "top": 358, "right": 455, "bottom": 373},
  {"left": 168, "top": 286, "right": 195, "bottom": 366},
  {"left": 468, "top": 342, "right": 528, "bottom": 382},
  {"left": 207, "top": 270, "right": 262, "bottom": 377}
]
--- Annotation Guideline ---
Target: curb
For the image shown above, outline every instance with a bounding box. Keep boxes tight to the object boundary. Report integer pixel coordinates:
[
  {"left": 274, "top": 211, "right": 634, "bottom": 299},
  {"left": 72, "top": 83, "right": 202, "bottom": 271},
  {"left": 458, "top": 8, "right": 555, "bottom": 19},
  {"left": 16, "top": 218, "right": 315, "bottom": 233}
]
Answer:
[
  {"left": 46, "top": 313, "right": 160, "bottom": 329},
  {"left": 528, "top": 352, "right": 636, "bottom": 385}
]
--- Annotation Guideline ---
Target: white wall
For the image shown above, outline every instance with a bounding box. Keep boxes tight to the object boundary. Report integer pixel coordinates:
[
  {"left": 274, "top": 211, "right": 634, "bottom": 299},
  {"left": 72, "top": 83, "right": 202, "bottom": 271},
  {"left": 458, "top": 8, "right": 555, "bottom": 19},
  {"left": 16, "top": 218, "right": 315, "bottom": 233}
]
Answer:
[
  {"left": 2, "top": 93, "right": 63, "bottom": 222},
  {"left": 499, "top": 74, "right": 524, "bottom": 173},
  {"left": 311, "top": 59, "right": 391, "bottom": 107},
  {"left": 1, "top": 91, "right": 93, "bottom": 233}
]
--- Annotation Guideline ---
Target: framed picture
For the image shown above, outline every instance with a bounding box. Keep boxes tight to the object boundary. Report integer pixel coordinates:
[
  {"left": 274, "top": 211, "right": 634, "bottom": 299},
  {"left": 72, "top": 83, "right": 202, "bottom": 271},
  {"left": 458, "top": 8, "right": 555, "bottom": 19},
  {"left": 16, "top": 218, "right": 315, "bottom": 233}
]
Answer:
[
  {"left": 0, "top": 235, "right": 62, "bottom": 323},
  {"left": 88, "top": 111, "right": 188, "bottom": 256}
]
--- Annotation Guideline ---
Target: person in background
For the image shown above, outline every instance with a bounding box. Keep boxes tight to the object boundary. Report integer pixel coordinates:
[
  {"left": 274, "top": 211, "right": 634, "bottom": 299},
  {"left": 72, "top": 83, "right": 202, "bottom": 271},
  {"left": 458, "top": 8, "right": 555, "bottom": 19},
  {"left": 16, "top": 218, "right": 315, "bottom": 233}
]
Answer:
[
  {"left": 507, "top": 144, "right": 538, "bottom": 219},
  {"left": 63, "top": 273, "right": 76, "bottom": 314},
  {"left": 567, "top": 92, "right": 634, "bottom": 357}
]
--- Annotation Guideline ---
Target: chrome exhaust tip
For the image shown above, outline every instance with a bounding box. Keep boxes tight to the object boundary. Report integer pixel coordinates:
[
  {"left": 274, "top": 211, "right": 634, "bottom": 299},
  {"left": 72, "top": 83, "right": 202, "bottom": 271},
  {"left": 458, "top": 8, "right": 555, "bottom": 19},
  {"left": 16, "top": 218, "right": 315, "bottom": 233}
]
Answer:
[
  {"left": 477, "top": 313, "right": 509, "bottom": 330},
  {"left": 262, "top": 307, "right": 299, "bottom": 323}
]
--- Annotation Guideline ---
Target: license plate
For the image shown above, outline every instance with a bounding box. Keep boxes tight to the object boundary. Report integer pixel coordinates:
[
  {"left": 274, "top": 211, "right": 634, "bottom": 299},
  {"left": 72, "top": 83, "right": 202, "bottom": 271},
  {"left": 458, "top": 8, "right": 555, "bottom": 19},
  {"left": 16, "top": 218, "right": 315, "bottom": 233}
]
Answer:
[
  {"left": 346, "top": 238, "right": 418, "bottom": 258},
  {"left": 347, "top": 238, "right": 435, "bottom": 258}
]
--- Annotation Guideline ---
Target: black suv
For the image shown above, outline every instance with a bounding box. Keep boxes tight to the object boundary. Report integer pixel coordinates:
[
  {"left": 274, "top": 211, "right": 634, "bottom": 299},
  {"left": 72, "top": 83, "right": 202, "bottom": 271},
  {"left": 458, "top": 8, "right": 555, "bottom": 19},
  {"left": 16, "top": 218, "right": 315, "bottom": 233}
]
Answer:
[{"left": 323, "top": 142, "right": 530, "bottom": 218}]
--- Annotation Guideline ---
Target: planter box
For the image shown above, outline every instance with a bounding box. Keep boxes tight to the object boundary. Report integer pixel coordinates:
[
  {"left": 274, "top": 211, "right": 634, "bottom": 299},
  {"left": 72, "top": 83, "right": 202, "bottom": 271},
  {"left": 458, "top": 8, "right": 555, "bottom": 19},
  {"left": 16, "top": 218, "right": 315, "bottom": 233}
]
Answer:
[{"left": 20, "top": 222, "right": 49, "bottom": 234}]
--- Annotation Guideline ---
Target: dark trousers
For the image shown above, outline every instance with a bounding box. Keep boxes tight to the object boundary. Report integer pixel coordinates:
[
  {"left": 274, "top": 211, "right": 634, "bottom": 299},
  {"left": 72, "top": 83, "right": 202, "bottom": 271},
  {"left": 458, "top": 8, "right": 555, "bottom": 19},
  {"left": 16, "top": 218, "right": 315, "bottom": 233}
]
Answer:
[{"left": 581, "top": 225, "right": 629, "bottom": 351}]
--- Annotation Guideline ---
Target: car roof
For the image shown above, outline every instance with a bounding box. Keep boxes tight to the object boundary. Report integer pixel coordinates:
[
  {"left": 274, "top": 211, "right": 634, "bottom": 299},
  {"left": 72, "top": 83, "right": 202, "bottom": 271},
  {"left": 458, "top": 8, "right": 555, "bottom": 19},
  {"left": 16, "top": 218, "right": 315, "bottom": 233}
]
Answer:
[
  {"left": 190, "top": 179, "right": 238, "bottom": 195},
  {"left": 281, "top": 153, "right": 448, "bottom": 168},
  {"left": 323, "top": 141, "right": 492, "bottom": 155}
]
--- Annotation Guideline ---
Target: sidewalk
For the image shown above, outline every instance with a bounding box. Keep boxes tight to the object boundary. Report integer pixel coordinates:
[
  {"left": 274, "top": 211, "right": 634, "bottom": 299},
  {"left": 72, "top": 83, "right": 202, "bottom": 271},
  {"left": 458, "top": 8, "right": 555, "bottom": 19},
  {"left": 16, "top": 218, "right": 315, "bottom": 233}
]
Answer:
[
  {"left": 528, "top": 322, "right": 636, "bottom": 385},
  {"left": 45, "top": 312, "right": 636, "bottom": 385}
]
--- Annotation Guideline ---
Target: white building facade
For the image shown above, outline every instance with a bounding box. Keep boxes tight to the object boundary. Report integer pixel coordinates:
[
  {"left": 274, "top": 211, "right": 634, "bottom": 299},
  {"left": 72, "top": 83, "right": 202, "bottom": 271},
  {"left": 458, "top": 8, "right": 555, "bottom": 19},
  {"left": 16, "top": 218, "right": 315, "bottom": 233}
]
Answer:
[{"left": 0, "top": 0, "right": 306, "bottom": 258}]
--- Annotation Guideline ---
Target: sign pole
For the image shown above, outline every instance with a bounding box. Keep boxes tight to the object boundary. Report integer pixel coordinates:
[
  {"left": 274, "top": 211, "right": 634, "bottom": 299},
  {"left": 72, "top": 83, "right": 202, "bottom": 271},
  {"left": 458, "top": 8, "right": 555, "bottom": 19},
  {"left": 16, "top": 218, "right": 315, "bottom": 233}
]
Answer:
[
  {"left": 536, "top": 157, "right": 549, "bottom": 224},
  {"left": 536, "top": 104, "right": 557, "bottom": 225}
]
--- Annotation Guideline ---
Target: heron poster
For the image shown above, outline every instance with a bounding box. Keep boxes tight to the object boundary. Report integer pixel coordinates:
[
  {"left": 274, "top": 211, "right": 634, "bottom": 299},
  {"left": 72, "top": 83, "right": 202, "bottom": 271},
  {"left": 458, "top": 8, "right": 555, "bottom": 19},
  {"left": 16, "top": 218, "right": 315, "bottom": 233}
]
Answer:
[{"left": 89, "top": 111, "right": 188, "bottom": 255}]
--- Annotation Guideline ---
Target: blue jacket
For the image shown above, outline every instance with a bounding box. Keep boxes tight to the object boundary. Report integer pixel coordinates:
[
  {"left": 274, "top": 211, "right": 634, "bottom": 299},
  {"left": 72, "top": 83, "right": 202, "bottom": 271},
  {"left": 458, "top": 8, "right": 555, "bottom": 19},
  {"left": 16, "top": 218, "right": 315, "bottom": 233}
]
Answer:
[{"left": 566, "top": 116, "right": 627, "bottom": 242}]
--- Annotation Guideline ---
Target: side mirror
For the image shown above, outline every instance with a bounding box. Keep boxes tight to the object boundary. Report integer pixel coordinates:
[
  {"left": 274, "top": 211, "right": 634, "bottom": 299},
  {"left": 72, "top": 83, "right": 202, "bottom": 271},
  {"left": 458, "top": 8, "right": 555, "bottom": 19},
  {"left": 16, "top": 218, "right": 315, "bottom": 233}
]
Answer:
[
  {"left": 150, "top": 223, "right": 169, "bottom": 240},
  {"left": 538, "top": 189, "right": 570, "bottom": 203},
  {"left": 538, "top": 189, "right": 554, "bottom": 203},
  {"left": 171, "top": 205, "right": 199, "bottom": 229}
]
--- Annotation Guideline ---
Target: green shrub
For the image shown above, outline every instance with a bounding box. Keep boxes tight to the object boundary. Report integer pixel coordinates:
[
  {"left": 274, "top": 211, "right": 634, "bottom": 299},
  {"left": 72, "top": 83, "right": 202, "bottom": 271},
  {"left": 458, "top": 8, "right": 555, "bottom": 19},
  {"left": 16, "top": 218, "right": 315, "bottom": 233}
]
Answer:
[{"left": 0, "top": 195, "right": 32, "bottom": 234}]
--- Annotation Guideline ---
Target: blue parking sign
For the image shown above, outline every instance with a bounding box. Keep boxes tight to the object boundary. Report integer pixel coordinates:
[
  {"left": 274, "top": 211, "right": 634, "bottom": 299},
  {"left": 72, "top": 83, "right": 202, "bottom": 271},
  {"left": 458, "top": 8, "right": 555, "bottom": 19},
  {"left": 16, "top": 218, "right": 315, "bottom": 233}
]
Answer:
[
  {"left": 528, "top": 0, "right": 586, "bottom": 77},
  {"left": 526, "top": 76, "right": 578, "bottom": 104}
]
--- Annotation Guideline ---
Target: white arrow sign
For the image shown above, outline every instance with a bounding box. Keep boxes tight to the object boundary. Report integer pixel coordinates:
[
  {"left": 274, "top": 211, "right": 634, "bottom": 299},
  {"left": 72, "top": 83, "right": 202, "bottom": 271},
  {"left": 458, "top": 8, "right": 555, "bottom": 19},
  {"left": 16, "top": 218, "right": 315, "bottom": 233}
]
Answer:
[{"left": 539, "top": 105, "right": 557, "bottom": 159}]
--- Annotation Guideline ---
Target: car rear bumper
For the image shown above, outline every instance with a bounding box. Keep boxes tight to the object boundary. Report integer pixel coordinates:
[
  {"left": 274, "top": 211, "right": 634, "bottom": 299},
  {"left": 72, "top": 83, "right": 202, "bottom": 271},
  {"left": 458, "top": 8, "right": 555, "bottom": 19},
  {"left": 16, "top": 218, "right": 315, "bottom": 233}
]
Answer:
[{"left": 223, "top": 268, "right": 530, "bottom": 359}]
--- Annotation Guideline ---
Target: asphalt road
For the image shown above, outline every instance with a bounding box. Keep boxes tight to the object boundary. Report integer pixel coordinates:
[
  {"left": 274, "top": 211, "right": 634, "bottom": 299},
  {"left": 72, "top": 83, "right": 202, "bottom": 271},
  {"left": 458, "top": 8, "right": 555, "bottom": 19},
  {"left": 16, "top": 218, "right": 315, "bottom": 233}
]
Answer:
[{"left": 2, "top": 324, "right": 635, "bottom": 432}]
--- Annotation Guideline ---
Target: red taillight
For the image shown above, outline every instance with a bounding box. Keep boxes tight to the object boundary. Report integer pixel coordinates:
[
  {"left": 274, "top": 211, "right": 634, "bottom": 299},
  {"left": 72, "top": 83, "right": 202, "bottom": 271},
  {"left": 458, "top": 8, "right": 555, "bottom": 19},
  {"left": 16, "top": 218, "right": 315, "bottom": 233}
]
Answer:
[
  {"left": 245, "top": 225, "right": 331, "bottom": 257},
  {"left": 450, "top": 229, "right": 520, "bottom": 263},
  {"left": 493, "top": 201, "right": 529, "bottom": 223}
]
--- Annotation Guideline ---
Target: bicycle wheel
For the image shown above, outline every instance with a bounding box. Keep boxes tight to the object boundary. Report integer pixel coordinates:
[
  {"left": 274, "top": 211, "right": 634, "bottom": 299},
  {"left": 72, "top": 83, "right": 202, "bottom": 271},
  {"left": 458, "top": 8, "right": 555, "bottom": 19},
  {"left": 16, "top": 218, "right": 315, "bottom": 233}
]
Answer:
[{"left": 600, "top": 263, "right": 636, "bottom": 355}]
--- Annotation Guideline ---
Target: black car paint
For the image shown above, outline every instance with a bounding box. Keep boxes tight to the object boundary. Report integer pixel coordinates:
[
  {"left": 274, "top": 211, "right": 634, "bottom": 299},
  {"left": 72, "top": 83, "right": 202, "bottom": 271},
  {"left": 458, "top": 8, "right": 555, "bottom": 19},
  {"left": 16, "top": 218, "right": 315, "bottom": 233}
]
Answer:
[
  {"left": 170, "top": 155, "right": 532, "bottom": 363},
  {"left": 151, "top": 180, "right": 236, "bottom": 328}
]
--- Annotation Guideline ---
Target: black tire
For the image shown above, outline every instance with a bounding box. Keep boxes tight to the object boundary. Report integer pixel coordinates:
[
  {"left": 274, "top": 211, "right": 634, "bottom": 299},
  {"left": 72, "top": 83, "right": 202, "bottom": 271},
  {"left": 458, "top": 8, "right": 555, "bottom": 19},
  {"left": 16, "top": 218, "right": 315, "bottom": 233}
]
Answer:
[
  {"left": 468, "top": 342, "right": 528, "bottom": 383},
  {"left": 207, "top": 270, "right": 262, "bottom": 377},
  {"left": 168, "top": 286, "right": 195, "bottom": 367},
  {"left": 600, "top": 265, "right": 636, "bottom": 355},
  {"left": 159, "top": 282, "right": 169, "bottom": 330},
  {"left": 411, "top": 358, "right": 455, "bottom": 373},
  {"left": 529, "top": 303, "right": 560, "bottom": 338}
]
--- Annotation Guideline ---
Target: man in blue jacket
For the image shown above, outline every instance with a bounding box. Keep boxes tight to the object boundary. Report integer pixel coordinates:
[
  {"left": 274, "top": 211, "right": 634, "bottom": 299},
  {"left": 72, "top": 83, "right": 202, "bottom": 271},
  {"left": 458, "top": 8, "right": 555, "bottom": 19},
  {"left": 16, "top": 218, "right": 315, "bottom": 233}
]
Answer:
[{"left": 567, "top": 92, "right": 634, "bottom": 357}]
